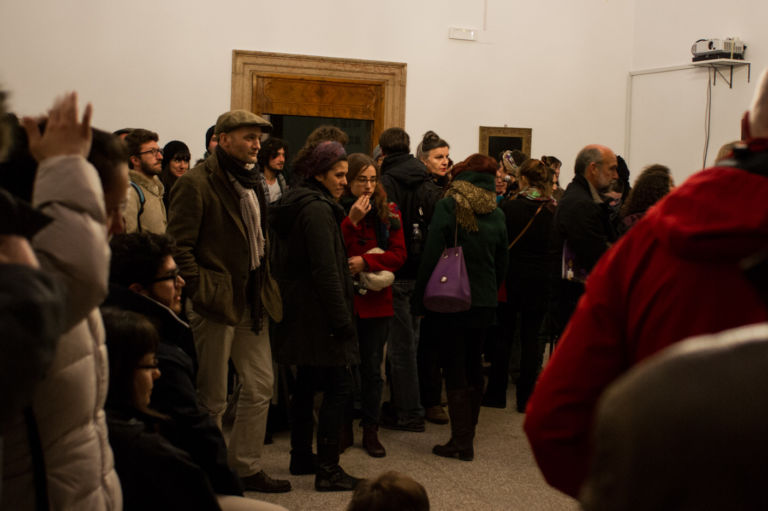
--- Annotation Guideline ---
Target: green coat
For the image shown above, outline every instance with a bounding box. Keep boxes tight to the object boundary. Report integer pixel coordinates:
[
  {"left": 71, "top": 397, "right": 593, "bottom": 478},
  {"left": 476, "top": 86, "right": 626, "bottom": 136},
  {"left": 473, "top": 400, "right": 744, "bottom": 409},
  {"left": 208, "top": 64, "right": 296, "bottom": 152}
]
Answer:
[
  {"left": 413, "top": 171, "right": 508, "bottom": 325},
  {"left": 167, "top": 153, "right": 279, "bottom": 325}
]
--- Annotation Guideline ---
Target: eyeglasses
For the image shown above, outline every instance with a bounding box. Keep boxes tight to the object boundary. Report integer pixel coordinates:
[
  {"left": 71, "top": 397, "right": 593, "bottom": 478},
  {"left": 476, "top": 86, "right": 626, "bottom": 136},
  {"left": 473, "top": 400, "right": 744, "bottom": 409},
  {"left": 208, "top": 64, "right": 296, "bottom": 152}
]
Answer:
[
  {"left": 355, "top": 176, "right": 378, "bottom": 184},
  {"left": 149, "top": 267, "right": 181, "bottom": 283},
  {"left": 138, "top": 148, "right": 163, "bottom": 157}
]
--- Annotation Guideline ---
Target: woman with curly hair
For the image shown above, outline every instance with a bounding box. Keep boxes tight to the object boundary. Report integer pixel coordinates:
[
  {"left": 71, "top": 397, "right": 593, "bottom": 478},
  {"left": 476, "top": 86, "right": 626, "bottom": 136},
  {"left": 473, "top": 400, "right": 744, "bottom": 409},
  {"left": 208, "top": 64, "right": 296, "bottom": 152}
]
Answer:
[{"left": 619, "top": 164, "right": 674, "bottom": 234}]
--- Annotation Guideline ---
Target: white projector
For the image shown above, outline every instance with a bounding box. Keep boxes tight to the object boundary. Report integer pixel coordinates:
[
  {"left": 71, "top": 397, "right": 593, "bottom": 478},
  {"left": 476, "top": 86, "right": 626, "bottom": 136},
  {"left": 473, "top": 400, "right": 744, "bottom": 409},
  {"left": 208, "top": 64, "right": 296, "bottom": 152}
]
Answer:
[{"left": 691, "top": 38, "right": 746, "bottom": 61}]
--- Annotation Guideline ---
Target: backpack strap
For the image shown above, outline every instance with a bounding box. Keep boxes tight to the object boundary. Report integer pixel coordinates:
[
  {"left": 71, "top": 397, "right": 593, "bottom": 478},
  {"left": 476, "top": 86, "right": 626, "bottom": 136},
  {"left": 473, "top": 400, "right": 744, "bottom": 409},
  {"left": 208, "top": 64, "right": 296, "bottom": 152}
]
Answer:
[{"left": 129, "top": 181, "right": 145, "bottom": 233}]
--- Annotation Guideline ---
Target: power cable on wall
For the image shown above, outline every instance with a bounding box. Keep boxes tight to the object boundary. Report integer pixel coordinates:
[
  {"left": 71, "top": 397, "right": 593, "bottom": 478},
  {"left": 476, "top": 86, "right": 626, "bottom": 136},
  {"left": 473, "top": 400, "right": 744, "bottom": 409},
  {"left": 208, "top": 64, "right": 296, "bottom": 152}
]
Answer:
[{"left": 703, "top": 67, "right": 713, "bottom": 168}]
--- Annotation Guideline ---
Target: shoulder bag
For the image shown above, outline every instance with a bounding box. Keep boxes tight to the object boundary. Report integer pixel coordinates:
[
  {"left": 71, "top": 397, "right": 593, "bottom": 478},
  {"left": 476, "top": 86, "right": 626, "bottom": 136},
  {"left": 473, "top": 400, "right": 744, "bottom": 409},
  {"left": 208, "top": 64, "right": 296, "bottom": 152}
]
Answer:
[{"left": 423, "top": 220, "right": 471, "bottom": 313}]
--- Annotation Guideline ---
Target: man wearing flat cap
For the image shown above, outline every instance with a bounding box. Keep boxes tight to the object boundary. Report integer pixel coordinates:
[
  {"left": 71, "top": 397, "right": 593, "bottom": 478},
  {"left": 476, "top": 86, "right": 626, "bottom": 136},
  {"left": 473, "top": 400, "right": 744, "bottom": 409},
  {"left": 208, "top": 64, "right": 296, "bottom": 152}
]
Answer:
[{"left": 167, "top": 109, "right": 290, "bottom": 493}]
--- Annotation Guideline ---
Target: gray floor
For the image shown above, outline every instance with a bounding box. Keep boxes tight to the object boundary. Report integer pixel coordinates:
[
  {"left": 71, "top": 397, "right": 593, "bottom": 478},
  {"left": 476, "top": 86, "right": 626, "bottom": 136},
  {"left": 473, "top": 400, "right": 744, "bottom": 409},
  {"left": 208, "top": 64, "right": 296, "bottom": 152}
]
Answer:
[{"left": 246, "top": 390, "right": 578, "bottom": 511}]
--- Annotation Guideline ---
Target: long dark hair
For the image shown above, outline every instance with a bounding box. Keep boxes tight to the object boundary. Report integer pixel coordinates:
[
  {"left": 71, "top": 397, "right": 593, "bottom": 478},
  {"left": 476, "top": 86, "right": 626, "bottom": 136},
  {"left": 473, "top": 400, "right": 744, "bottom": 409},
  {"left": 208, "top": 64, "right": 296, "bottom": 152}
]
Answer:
[
  {"left": 102, "top": 307, "right": 159, "bottom": 411},
  {"left": 345, "top": 153, "right": 389, "bottom": 225}
]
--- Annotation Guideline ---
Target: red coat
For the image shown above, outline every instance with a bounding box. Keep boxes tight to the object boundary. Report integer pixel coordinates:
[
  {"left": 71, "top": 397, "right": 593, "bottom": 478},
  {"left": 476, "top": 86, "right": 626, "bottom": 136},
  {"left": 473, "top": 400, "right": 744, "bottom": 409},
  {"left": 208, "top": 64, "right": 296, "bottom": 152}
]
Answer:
[
  {"left": 524, "top": 158, "right": 768, "bottom": 498},
  {"left": 341, "top": 203, "right": 406, "bottom": 318}
]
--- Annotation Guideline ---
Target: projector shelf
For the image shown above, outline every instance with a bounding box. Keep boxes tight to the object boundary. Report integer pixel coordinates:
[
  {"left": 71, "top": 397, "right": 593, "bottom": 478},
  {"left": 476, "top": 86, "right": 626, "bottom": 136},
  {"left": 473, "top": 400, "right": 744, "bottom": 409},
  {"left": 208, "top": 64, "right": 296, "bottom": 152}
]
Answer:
[{"left": 691, "top": 58, "right": 751, "bottom": 88}]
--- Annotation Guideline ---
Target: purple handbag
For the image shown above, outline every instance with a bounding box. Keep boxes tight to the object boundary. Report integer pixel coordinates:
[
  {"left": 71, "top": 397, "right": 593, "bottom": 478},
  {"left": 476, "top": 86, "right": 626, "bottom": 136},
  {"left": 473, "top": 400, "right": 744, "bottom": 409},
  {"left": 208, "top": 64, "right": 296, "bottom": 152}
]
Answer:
[{"left": 423, "top": 223, "right": 471, "bottom": 313}]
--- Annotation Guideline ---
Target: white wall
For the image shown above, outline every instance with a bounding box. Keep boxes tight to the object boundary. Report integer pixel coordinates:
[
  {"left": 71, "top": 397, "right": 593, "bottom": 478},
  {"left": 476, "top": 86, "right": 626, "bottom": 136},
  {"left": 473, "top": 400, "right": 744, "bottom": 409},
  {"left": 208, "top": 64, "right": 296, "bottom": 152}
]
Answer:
[
  {"left": 0, "top": 0, "right": 634, "bottom": 182},
  {"left": 629, "top": 0, "right": 768, "bottom": 186}
]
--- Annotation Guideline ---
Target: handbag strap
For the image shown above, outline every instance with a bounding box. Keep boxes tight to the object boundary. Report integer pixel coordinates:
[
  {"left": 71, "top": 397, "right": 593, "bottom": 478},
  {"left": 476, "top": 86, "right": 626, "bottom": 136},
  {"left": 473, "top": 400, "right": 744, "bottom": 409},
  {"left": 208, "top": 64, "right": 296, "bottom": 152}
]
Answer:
[
  {"left": 508, "top": 202, "right": 544, "bottom": 249},
  {"left": 453, "top": 217, "right": 459, "bottom": 248}
]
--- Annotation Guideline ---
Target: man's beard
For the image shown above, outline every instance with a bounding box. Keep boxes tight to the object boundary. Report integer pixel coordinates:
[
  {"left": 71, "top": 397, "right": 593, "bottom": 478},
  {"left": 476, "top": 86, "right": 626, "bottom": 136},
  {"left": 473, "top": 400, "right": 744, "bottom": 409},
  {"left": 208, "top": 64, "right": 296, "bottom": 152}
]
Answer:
[{"left": 141, "top": 160, "right": 161, "bottom": 176}]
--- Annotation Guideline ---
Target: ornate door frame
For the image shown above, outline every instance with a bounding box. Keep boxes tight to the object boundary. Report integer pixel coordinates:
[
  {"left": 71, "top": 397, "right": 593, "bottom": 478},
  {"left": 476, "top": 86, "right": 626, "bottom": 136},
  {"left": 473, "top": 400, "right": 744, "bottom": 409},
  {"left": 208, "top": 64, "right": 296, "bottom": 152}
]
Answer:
[{"left": 230, "top": 51, "right": 407, "bottom": 146}]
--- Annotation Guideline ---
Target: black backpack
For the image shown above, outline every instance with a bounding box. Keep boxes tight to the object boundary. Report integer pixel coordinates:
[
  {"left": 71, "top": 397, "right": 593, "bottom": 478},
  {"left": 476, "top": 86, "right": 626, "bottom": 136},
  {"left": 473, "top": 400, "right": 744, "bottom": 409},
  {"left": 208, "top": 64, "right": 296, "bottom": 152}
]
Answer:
[{"left": 397, "top": 179, "right": 442, "bottom": 275}]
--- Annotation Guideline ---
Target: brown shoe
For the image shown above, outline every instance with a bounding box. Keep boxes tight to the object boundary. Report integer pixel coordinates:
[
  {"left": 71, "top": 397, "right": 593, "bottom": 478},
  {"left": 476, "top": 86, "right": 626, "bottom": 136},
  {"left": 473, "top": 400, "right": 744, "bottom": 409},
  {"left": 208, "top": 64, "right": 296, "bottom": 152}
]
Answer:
[
  {"left": 362, "top": 425, "right": 386, "bottom": 457},
  {"left": 241, "top": 470, "right": 292, "bottom": 493},
  {"left": 425, "top": 405, "right": 449, "bottom": 425}
]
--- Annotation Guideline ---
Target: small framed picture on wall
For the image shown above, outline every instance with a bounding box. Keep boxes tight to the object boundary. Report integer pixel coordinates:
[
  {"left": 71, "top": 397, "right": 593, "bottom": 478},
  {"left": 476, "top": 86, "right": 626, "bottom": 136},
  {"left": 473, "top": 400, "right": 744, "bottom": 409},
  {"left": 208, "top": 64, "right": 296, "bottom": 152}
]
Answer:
[{"left": 479, "top": 126, "right": 532, "bottom": 160}]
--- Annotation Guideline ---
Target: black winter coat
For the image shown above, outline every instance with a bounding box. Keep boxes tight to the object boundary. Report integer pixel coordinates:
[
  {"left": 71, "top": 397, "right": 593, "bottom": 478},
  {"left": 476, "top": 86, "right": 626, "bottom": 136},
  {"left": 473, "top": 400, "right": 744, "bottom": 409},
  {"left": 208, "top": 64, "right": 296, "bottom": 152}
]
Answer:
[
  {"left": 106, "top": 407, "right": 221, "bottom": 511},
  {"left": 501, "top": 194, "right": 558, "bottom": 311},
  {"left": 269, "top": 179, "right": 359, "bottom": 366},
  {"left": 102, "top": 286, "right": 243, "bottom": 496},
  {"left": 553, "top": 174, "right": 617, "bottom": 274}
]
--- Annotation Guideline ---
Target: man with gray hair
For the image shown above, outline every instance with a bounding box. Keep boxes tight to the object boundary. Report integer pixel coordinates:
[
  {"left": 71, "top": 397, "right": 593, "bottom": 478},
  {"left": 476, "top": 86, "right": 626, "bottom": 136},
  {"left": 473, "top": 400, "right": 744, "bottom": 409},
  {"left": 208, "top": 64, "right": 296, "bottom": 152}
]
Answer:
[
  {"left": 551, "top": 144, "right": 618, "bottom": 330},
  {"left": 167, "top": 109, "right": 290, "bottom": 493}
]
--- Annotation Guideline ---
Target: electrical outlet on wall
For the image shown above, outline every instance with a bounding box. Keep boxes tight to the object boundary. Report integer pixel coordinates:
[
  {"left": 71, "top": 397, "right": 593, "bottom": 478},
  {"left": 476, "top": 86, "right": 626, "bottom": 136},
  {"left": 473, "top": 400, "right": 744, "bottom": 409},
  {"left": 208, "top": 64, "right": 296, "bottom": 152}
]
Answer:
[{"left": 448, "top": 27, "right": 478, "bottom": 41}]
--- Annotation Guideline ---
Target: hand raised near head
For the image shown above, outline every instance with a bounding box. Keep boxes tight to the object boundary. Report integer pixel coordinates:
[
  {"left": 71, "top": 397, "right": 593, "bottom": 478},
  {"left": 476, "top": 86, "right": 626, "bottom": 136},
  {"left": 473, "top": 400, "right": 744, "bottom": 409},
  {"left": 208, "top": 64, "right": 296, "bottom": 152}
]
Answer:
[
  {"left": 348, "top": 193, "right": 372, "bottom": 226},
  {"left": 21, "top": 92, "right": 93, "bottom": 162}
]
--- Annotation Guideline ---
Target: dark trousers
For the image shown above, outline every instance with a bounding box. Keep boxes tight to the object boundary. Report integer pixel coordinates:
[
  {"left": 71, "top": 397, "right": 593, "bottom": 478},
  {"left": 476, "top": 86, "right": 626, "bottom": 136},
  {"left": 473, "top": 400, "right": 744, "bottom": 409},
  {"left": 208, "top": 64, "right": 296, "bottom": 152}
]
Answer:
[
  {"left": 417, "top": 315, "right": 444, "bottom": 408},
  {"left": 357, "top": 316, "right": 389, "bottom": 426},
  {"left": 511, "top": 305, "right": 546, "bottom": 411},
  {"left": 434, "top": 320, "right": 486, "bottom": 392},
  {"left": 484, "top": 301, "right": 517, "bottom": 400},
  {"left": 556, "top": 279, "right": 585, "bottom": 336},
  {"left": 290, "top": 365, "right": 354, "bottom": 458}
]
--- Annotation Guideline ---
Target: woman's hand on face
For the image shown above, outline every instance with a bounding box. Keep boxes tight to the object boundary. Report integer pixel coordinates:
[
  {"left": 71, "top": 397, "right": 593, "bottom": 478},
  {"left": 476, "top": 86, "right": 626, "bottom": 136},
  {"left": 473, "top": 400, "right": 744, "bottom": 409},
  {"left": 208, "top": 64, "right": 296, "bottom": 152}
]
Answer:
[
  {"left": 348, "top": 255, "right": 365, "bottom": 275},
  {"left": 348, "top": 193, "right": 371, "bottom": 226}
]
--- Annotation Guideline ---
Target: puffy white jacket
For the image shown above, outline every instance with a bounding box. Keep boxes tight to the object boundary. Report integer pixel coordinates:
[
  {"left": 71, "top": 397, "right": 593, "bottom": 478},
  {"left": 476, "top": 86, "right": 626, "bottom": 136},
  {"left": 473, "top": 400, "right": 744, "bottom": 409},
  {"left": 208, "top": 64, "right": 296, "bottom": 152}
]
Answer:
[{"left": 1, "top": 155, "right": 121, "bottom": 510}]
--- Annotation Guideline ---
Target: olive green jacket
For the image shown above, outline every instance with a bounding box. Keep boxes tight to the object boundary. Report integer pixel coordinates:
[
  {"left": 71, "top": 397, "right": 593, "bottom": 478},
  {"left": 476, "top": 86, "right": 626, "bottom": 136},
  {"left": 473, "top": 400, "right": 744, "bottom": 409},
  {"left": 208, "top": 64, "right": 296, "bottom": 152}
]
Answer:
[
  {"left": 414, "top": 171, "right": 508, "bottom": 319},
  {"left": 167, "top": 153, "right": 280, "bottom": 325}
]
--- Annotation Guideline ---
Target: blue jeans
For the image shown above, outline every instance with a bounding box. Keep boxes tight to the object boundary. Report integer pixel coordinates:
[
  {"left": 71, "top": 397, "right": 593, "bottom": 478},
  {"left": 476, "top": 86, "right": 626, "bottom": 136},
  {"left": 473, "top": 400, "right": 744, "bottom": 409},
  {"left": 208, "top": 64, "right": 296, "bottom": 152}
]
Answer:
[
  {"left": 386, "top": 281, "right": 424, "bottom": 419},
  {"left": 358, "top": 316, "right": 390, "bottom": 426}
]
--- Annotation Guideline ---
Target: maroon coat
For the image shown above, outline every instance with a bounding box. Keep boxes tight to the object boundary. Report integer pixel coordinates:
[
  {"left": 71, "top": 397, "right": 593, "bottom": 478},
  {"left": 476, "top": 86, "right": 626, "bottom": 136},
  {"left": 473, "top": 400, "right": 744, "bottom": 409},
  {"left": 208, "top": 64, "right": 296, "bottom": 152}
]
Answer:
[{"left": 340, "top": 203, "right": 406, "bottom": 318}]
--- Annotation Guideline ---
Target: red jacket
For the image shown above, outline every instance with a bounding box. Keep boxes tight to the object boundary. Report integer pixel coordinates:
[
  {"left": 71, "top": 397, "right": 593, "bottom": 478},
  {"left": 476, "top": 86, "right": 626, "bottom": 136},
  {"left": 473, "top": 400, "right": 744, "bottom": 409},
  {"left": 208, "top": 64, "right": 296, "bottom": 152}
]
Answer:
[
  {"left": 524, "top": 159, "right": 768, "bottom": 498},
  {"left": 341, "top": 203, "right": 406, "bottom": 318}
]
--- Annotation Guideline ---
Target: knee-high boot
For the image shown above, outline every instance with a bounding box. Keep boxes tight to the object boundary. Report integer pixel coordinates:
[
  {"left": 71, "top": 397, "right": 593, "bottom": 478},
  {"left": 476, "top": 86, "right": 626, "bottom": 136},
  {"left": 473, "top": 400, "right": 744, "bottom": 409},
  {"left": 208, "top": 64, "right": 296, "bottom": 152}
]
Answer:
[{"left": 432, "top": 388, "right": 474, "bottom": 461}]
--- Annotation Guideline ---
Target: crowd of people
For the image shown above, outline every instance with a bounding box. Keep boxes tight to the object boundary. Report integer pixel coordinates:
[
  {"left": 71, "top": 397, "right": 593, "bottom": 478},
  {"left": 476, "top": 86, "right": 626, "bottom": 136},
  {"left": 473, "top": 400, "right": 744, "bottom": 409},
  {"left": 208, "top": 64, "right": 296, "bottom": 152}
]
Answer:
[{"left": 1, "top": 66, "right": 767, "bottom": 510}]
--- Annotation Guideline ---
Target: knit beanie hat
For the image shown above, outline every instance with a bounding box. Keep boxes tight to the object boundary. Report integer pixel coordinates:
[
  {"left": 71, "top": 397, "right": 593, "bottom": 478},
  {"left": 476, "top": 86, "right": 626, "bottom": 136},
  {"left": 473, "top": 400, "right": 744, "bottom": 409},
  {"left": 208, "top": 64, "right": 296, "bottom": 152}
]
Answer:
[
  {"left": 501, "top": 150, "right": 519, "bottom": 176},
  {"left": 306, "top": 141, "right": 347, "bottom": 177},
  {"left": 749, "top": 67, "right": 768, "bottom": 138}
]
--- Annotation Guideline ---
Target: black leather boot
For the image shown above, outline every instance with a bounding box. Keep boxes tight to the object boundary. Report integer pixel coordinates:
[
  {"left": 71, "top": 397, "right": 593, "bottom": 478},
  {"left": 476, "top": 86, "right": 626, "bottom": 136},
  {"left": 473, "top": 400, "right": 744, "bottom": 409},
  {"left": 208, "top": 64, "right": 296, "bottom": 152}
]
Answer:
[
  {"left": 432, "top": 389, "right": 474, "bottom": 461},
  {"left": 315, "top": 438, "right": 362, "bottom": 491}
]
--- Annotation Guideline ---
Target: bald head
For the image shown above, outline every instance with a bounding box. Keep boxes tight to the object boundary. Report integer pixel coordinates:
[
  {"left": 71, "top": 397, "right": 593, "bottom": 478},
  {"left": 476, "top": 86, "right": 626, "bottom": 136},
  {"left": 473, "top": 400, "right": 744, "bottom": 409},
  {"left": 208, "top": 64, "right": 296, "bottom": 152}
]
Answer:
[{"left": 575, "top": 144, "right": 618, "bottom": 192}]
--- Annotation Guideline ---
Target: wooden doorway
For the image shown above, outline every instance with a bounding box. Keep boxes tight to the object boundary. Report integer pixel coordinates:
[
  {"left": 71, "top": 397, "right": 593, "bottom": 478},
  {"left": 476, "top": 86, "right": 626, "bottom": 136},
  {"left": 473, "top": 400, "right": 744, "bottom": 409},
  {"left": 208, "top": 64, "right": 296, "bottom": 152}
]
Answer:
[{"left": 230, "top": 51, "right": 407, "bottom": 154}]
